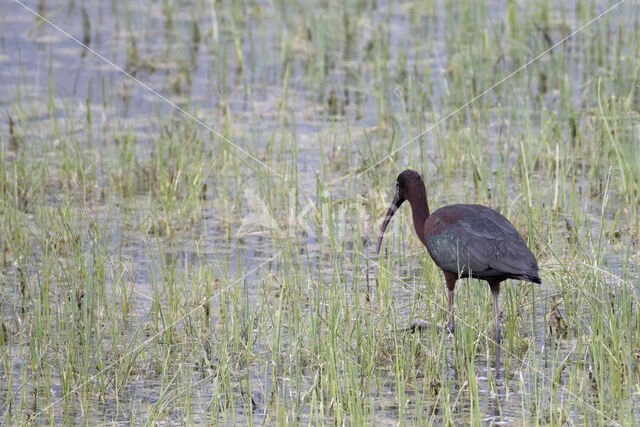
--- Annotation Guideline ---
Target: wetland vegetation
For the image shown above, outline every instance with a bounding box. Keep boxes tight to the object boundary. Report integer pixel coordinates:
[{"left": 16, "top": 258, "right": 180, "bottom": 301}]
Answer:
[{"left": 1, "top": 0, "right": 639, "bottom": 424}]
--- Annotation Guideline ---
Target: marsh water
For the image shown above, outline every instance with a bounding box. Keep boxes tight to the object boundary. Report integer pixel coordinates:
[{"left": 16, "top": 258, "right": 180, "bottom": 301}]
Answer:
[{"left": 1, "top": 0, "right": 639, "bottom": 424}]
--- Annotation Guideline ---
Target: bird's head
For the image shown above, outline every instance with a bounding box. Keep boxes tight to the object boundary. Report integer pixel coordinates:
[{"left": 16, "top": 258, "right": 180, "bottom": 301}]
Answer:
[{"left": 375, "top": 169, "right": 424, "bottom": 253}]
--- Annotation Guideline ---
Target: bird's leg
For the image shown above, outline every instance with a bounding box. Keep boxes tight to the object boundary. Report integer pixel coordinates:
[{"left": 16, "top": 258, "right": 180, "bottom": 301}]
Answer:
[
  {"left": 401, "top": 271, "right": 458, "bottom": 334},
  {"left": 447, "top": 288, "right": 455, "bottom": 334},
  {"left": 403, "top": 272, "right": 457, "bottom": 334},
  {"left": 490, "top": 281, "right": 502, "bottom": 369},
  {"left": 444, "top": 272, "right": 457, "bottom": 335}
]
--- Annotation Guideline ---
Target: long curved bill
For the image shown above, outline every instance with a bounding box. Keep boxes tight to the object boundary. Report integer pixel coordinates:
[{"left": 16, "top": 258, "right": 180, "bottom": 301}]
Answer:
[{"left": 375, "top": 193, "right": 404, "bottom": 254}]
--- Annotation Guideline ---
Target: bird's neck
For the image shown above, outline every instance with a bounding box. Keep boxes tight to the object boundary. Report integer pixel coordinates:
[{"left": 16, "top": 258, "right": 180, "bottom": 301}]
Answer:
[{"left": 407, "top": 189, "right": 430, "bottom": 247}]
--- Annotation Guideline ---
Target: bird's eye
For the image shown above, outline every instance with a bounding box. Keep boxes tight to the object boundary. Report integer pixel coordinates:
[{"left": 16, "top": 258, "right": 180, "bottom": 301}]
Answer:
[{"left": 396, "top": 182, "right": 400, "bottom": 192}]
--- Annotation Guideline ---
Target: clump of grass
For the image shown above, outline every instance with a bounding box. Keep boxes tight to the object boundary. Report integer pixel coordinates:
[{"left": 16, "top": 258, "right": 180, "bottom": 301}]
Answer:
[{"left": 109, "top": 117, "right": 214, "bottom": 235}]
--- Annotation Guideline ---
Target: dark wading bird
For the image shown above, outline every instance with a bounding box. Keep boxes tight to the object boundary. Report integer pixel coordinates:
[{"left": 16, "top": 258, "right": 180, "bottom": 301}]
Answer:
[{"left": 376, "top": 170, "right": 541, "bottom": 366}]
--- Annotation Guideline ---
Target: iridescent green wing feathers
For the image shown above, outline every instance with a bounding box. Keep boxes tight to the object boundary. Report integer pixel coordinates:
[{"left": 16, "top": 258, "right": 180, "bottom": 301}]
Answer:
[{"left": 424, "top": 205, "right": 540, "bottom": 283}]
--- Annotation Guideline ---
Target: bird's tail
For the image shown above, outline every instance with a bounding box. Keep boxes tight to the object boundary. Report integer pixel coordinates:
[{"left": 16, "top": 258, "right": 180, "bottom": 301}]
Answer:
[{"left": 519, "top": 274, "right": 541, "bottom": 284}]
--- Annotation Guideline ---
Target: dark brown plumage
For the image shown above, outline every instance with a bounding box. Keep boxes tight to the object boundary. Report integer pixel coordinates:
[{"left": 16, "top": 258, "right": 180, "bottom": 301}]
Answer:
[{"left": 376, "top": 170, "right": 541, "bottom": 366}]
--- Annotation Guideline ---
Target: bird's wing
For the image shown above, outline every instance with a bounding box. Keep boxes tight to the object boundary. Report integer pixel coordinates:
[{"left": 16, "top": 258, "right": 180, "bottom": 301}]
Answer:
[
  {"left": 425, "top": 205, "right": 539, "bottom": 279},
  {"left": 485, "top": 236, "right": 539, "bottom": 276}
]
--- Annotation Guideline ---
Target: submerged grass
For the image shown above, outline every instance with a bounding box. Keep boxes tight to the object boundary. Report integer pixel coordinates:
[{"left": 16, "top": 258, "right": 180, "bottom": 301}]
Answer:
[{"left": 1, "top": 0, "right": 639, "bottom": 424}]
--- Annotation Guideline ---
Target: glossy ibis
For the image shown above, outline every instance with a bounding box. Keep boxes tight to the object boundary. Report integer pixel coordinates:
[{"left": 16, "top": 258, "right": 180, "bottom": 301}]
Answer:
[{"left": 376, "top": 170, "right": 541, "bottom": 365}]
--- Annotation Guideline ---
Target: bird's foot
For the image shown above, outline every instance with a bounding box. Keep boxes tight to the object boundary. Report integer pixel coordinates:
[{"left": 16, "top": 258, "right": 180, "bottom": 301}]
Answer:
[
  {"left": 447, "top": 319, "right": 455, "bottom": 336},
  {"left": 400, "top": 319, "right": 444, "bottom": 333}
]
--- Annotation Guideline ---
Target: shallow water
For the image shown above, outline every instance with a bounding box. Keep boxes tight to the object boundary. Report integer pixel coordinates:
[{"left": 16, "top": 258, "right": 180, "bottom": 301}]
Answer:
[{"left": 1, "top": 0, "right": 639, "bottom": 424}]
